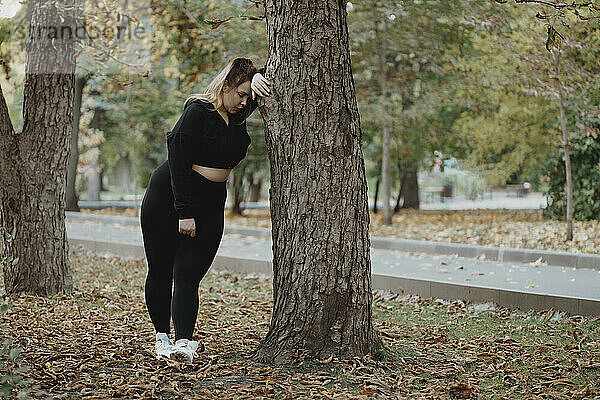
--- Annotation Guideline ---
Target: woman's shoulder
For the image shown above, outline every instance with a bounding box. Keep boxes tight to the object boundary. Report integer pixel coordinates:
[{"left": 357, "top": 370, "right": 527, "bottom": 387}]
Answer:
[{"left": 183, "top": 97, "right": 215, "bottom": 112}]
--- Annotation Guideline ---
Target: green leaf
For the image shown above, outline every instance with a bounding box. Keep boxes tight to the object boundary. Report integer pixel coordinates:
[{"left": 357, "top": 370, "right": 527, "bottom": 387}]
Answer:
[
  {"left": 545, "top": 25, "right": 556, "bottom": 52},
  {"left": 11, "top": 257, "right": 18, "bottom": 265},
  {"left": 9, "top": 347, "right": 22, "bottom": 359},
  {"left": 0, "top": 303, "right": 9, "bottom": 313},
  {"left": 0, "top": 383, "right": 12, "bottom": 397}
]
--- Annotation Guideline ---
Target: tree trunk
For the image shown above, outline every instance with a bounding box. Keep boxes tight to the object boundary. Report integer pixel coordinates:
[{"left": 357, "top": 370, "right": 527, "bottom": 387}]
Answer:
[
  {"left": 249, "top": 176, "right": 263, "bottom": 203},
  {"left": 0, "top": 0, "right": 80, "bottom": 296},
  {"left": 401, "top": 167, "right": 420, "bottom": 209},
  {"left": 86, "top": 108, "right": 102, "bottom": 202},
  {"left": 254, "top": 0, "right": 375, "bottom": 364},
  {"left": 553, "top": 51, "right": 573, "bottom": 241},
  {"left": 372, "top": 1, "right": 392, "bottom": 225},
  {"left": 115, "top": 155, "right": 132, "bottom": 192},
  {"left": 394, "top": 169, "right": 404, "bottom": 213},
  {"left": 373, "top": 177, "right": 380, "bottom": 213},
  {"left": 66, "top": 75, "right": 87, "bottom": 211},
  {"left": 231, "top": 167, "right": 245, "bottom": 216}
]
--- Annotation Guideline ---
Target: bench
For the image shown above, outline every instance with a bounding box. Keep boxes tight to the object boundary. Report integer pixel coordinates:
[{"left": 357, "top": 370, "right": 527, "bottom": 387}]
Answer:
[
  {"left": 505, "top": 183, "right": 531, "bottom": 197},
  {"left": 422, "top": 186, "right": 453, "bottom": 202}
]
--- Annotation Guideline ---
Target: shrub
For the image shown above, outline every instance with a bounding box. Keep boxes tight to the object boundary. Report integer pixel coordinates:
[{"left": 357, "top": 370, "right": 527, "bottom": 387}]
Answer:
[{"left": 542, "top": 127, "right": 600, "bottom": 221}]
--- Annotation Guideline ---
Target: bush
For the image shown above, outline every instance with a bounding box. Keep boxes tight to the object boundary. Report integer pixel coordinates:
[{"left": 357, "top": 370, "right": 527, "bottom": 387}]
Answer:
[{"left": 542, "top": 128, "right": 600, "bottom": 221}]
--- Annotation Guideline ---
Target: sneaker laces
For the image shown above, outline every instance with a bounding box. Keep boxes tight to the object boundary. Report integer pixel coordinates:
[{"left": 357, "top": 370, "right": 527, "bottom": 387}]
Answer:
[{"left": 174, "top": 340, "right": 199, "bottom": 359}]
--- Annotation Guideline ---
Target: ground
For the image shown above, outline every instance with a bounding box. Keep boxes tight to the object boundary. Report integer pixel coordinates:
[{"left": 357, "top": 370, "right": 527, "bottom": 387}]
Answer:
[
  {"left": 82, "top": 208, "right": 600, "bottom": 255},
  {"left": 1, "top": 251, "right": 599, "bottom": 399}
]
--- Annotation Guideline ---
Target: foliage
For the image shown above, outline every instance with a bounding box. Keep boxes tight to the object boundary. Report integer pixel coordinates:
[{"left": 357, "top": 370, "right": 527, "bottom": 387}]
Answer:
[
  {"left": 0, "top": 235, "right": 43, "bottom": 399},
  {"left": 454, "top": 92, "right": 555, "bottom": 184},
  {"left": 0, "top": 330, "right": 43, "bottom": 399},
  {"left": 348, "top": 0, "right": 482, "bottom": 199},
  {"left": 543, "top": 120, "right": 600, "bottom": 221},
  {"left": 452, "top": 1, "right": 600, "bottom": 193},
  {"left": 0, "top": 233, "right": 18, "bottom": 270}
]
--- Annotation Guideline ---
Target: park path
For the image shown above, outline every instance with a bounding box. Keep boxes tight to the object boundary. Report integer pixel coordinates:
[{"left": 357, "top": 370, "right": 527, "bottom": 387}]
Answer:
[
  {"left": 66, "top": 216, "right": 599, "bottom": 304},
  {"left": 77, "top": 191, "right": 548, "bottom": 211}
]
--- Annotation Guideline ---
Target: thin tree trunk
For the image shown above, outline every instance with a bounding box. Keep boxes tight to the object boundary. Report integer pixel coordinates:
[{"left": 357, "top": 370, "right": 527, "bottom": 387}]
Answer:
[
  {"left": 249, "top": 176, "right": 263, "bottom": 203},
  {"left": 553, "top": 51, "right": 573, "bottom": 241},
  {"left": 115, "top": 155, "right": 132, "bottom": 192},
  {"left": 394, "top": 163, "right": 405, "bottom": 213},
  {"left": 372, "top": 0, "right": 392, "bottom": 225},
  {"left": 401, "top": 167, "right": 419, "bottom": 209},
  {"left": 0, "top": 0, "right": 80, "bottom": 296},
  {"left": 86, "top": 108, "right": 102, "bottom": 202},
  {"left": 232, "top": 168, "right": 244, "bottom": 216},
  {"left": 254, "top": 0, "right": 375, "bottom": 364},
  {"left": 394, "top": 172, "right": 404, "bottom": 213},
  {"left": 373, "top": 177, "right": 380, "bottom": 213},
  {"left": 66, "top": 75, "right": 87, "bottom": 211}
]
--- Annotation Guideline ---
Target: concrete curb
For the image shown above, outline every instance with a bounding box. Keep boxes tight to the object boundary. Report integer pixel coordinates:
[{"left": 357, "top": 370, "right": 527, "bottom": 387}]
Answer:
[
  {"left": 66, "top": 212, "right": 600, "bottom": 270},
  {"left": 67, "top": 237, "right": 600, "bottom": 316}
]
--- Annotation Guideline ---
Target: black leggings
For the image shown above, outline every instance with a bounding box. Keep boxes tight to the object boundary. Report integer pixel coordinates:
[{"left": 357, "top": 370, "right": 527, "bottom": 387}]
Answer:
[{"left": 140, "top": 160, "right": 227, "bottom": 341}]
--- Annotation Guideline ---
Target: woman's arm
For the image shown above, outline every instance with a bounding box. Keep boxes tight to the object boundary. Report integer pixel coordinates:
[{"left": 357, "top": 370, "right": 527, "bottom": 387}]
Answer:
[
  {"left": 166, "top": 103, "right": 205, "bottom": 219},
  {"left": 246, "top": 66, "right": 269, "bottom": 115}
]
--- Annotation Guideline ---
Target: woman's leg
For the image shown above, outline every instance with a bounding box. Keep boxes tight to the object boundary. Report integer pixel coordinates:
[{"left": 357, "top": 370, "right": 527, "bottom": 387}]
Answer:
[
  {"left": 172, "top": 212, "right": 225, "bottom": 341},
  {"left": 141, "top": 161, "right": 179, "bottom": 335}
]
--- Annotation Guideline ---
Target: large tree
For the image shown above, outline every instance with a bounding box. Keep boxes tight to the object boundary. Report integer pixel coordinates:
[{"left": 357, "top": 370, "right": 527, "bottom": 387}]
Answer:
[
  {"left": 254, "top": 0, "right": 375, "bottom": 364},
  {"left": 0, "top": 0, "right": 82, "bottom": 295}
]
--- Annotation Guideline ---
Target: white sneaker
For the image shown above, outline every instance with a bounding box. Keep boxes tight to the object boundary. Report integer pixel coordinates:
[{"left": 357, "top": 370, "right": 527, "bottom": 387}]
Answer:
[
  {"left": 169, "top": 339, "right": 200, "bottom": 364},
  {"left": 155, "top": 332, "right": 173, "bottom": 360}
]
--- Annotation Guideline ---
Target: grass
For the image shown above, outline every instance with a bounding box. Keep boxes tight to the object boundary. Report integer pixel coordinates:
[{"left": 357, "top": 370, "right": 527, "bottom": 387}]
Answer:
[{"left": 0, "top": 251, "right": 599, "bottom": 399}]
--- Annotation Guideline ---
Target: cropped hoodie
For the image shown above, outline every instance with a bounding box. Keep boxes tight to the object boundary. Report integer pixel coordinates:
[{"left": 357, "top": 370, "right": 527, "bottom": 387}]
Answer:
[{"left": 166, "top": 69, "right": 264, "bottom": 219}]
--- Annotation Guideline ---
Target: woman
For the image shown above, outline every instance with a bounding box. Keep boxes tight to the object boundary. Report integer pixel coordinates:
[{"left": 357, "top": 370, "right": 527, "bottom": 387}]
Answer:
[{"left": 140, "top": 57, "right": 271, "bottom": 364}]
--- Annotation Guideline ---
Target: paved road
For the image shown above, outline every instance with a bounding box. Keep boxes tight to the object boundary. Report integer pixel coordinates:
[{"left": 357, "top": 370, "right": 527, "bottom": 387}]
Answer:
[{"left": 66, "top": 218, "right": 599, "bottom": 302}]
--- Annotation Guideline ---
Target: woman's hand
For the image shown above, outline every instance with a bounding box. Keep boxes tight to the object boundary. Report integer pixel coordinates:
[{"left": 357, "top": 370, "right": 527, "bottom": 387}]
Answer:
[
  {"left": 179, "top": 218, "right": 196, "bottom": 237},
  {"left": 251, "top": 73, "right": 271, "bottom": 100}
]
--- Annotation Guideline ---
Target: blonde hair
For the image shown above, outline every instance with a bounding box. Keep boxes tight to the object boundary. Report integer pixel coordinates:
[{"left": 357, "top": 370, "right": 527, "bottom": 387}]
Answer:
[{"left": 184, "top": 57, "right": 259, "bottom": 124}]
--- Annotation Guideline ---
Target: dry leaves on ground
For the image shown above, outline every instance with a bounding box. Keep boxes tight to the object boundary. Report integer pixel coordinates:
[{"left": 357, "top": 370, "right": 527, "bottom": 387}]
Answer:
[{"left": 1, "top": 251, "right": 599, "bottom": 399}]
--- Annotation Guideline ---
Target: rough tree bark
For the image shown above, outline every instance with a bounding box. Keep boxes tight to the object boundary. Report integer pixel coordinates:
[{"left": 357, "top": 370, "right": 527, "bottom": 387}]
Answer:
[
  {"left": 254, "top": 0, "right": 375, "bottom": 364},
  {"left": 0, "top": 0, "right": 80, "bottom": 296}
]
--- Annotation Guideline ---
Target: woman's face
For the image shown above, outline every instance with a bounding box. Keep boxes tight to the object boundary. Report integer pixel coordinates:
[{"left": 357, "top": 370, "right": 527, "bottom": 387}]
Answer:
[{"left": 221, "top": 80, "right": 252, "bottom": 114}]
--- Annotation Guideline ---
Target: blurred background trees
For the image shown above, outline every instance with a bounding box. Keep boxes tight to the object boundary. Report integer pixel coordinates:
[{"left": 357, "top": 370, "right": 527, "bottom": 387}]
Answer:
[{"left": 1, "top": 0, "right": 597, "bottom": 225}]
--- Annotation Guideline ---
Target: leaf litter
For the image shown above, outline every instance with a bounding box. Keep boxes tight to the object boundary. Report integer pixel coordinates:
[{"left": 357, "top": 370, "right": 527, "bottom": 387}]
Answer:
[{"left": 2, "top": 250, "right": 598, "bottom": 399}]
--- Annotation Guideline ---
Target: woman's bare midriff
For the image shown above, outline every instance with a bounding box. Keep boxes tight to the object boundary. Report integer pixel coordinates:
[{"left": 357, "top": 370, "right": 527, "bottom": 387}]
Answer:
[{"left": 191, "top": 164, "right": 231, "bottom": 182}]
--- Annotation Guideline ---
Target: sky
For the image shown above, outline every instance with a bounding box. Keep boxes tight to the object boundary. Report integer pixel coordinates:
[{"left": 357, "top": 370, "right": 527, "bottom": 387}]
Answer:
[{"left": 0, "top": 0, "right": 21, "bottom": 19}]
